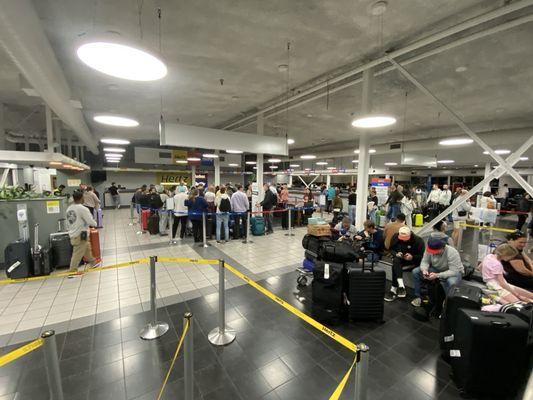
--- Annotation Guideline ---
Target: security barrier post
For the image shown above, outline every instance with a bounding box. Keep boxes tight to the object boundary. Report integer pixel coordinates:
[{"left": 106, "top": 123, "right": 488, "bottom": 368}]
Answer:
[
  {"left": 208, "top": 259, "right": 236, "bottom": 346},
  {"left": 140, "top": 256, "right": 169, "bottom": 340},
  {"left": 41, "top": 330, "right": 64, "bottom": 400},
  {"left": 129, "top": 202, "right": 135, "bottom": 226},
  {"left": 184, "top": 312, "right": 194, "bottom": 400},
  {"left": 169, "top": 212, "right": 175, "bottom": 245},
  {"left": 243, "top": 211, "right": 253, "bottom": 244},
  {"left": 285, "top": 206, "right": 295, "bottom": 237},
  {"left": 201, "top": 212, "right": 209, "bottom": 248},
  {"left": 354, "top": 344, "right": 369, "bottom": 400}
]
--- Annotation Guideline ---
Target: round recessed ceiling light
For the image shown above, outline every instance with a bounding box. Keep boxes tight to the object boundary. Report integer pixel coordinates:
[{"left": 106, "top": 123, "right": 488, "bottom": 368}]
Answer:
[
  {"left": 103, "top": 147, "right": 126, "bottom": 153},
  {"left": 203, "top": 153, "right": 218, "bottom": 158},
  {"left": 437, "top": 160, "right": 455, "bottom": 164},
  {"left": 287, "top": 138, "right": 295, "bottom": 145},
  {"left": 352, "top": 160, "right": 359, "bottom": 163},
  {"left": 100, "top": 138, "right": 130, "bottom": 145},
  {"left": 289, "top": 164, "right": 300, "bottom": 168},
  {"left": 384, "top": 162, "right": 397, "bottom": 166},
  {"left": 519, "top": 157, "right": 529, "bottom": 161},
  {"left": 483, "top": 149, "right": 511, "bottom": 155},
  {"left": 354, "top": 149, "right": 376, "bottom": 154},
  {"left": 228, "top": 163, "right": 239, "bottom": 167},
  {"left": 316, "top": 161, "right": 328, "bottom": 166},
  {"left": 175, "top": 160, "right": 187, "bottom": 164},
  {"left": 226, "top": 149, "right": 243, "bottom": 154},
  {"left": 455, "top": 66, "right": 468, "bottom": 73},
  {"left": 439, "top": 138, "right": 473, "bottom": 146},
  {"left": 245, "top": 161, "right": 256, "bottom": 165},
  {"left": 352, "top": 115, "right": 396, "bottom": 128},
  {"left": 268, "top": 158, "right": 281, "bottom": 163},
  {"left": 269, "top": 165, "right": 278, "bottom": 169},
  {"left": 474, "top": 164, "right": 479, "bottom": 167},
  {"left": 300, "top": 155, "right": 316, "bottom": 159},
  {"left": 187, "top": 157, "right": 201, "bottom": 161},
  {"left": 94, "top": 115, "right": 139, "bottom": 127},
  {"left": 77, "top": 42, "right": 167, "bottom": 81}
]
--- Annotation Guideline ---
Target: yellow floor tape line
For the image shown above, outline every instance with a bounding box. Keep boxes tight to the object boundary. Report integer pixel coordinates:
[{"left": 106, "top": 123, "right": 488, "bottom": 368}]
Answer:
[
  {"left": 0, "top": 338, "right": 43, "bottom": 367},
  {"left": 329, "top": 355, "right": 358, "bottom": 400},
  {"left": 460, "top": 223, "right": 516, "bottom": 233}
]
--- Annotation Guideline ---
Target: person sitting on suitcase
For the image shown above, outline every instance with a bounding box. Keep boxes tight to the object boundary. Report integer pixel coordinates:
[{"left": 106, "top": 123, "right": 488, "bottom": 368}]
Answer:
[
  {"left": 384, "top": 226, "right": 425, "bottom": 302},
  {"left": 354, "top": 220, "right": 384, "bottom": 263},
  {"left": 66, "top": 191, "right": 100, "bottom": 274},
  {"left": 481, "top": 243, "right": 533, "bottom": 304},
  {"left": 411, "top": 237, "right": 464, "bottom": 307},
  {"left": 333, "top": 217, "right": 357, "bottom": 240}
]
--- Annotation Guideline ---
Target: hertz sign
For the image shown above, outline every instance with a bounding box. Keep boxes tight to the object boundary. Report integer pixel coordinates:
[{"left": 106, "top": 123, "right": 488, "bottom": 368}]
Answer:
[{"left": 156, "top": 172, "right": 190, "bottom": 185}]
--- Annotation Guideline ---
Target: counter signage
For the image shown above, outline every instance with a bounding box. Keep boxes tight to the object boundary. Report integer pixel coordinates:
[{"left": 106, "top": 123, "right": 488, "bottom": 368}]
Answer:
[
  {"left": 156, "top": 172, "right": 190, "bottom": 185},
  {"left": 46, "top": 200, "right": 60, "bottom": 214},
  {"left": 371, "top": 178, "right": 391, "bottom": 206}
]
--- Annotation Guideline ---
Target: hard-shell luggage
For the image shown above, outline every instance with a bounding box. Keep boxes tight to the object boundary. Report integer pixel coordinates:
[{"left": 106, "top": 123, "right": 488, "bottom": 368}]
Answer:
[
  {"left": 93, "top": 208, "right": 103, "bottom": 228},
  {"left": 250, "top": 216, "right": 265, "bottom": 236},
  {"left": 32, "top": 224, "right": 52, "bottom": 276},
  {"left": 148, "top": 213, "right": 160, "bottom": 235},
  {"left": 413, "top": 213, "right": 423, "bottom": 227},
  {"left": 346, "top": 259, "right": 385, "bottom": 321},
  {"left": 301, "top": 234, "right": 330, "bottom": 256},
  {"left": 4, "top": 239, "right": 32, "bottom": 279},
  {"left": 319, "top": 241, "right": 358, "bottom": 263},
  {"left": 450, "top": 309, "right": 529, "bottom": 397},
  {"left": 440, "top": 283, "right": 482, "bottom": 359},
  {"left": 501, "top": 302, "right": 533, "bottom": 344},
  {"left": 311, "top": 261, "right": 346, "bottom": 324},
  {"left": 89, "top": 228, "right": 101, "bottom": 260},
  {"left": 141, "top": 209, "right": 151, "bottom": 231},
  {"left": 50, "top": 232, "right": 72, "bottom": 269}
]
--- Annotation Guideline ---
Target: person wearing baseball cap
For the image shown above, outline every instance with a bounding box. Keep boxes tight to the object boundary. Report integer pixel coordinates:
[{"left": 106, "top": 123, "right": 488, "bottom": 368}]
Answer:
[
  {"left": 384, "top": 226, "right": 425, "bottom": 302},
  {"left": 411, "top": 236, "right": 464, "bottom": 307}
]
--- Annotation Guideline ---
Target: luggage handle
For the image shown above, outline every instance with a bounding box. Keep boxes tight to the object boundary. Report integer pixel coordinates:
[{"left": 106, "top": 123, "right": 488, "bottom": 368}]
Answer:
[
  {"left": 33, "top": 223, "right": 40, "bottom": 251},
  {"left": 490, "top": 321, "right": 511, "bottom": 328}
]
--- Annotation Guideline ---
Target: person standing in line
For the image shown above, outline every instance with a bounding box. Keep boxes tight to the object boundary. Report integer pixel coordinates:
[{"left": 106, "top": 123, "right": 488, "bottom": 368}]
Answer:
[
  {"left": 367, "top": 187, "right": 378, "bottom": 222},
  {"left": 516, "top": 194, "right": 531, "bottom": 231},
  {"left": 133, "top": 185, "right": 146, "bottom": 215},
  {"left": 83, "top": 186, "right": 100, "bottom": 216},
  {"left": 231, "top": 184, "right": 249, "bottom": 239},
  {"left": 215, "top": 187, "right": 231, "bottom": 243},
  {"left": 326, "top": 185, "right": 336, "bottom": 213},
  {"left": 401, "top": 192, "right": 415, "bottom": 228},
  {"left": 427, "top": 184, "right": 441, "bottom": 221},
  {"left": 348, "top": 187, "right": 357, "bottom": 225},
  {"left": 385, "top": 185, "right": 404, "bottom": 222},
  {"left": 439, "top": 184, "right": 452, "bottom": 220},
  {"left": 172, "top": 186, "right": 188, "bottom": 242},
  {"left": 108, "top": 182, "right": 121, "bottom": 209},
  {"left": 158, "top": 187, "right": 170, "bottom": 236},
  {"left": 185, "top": 189, "right": 208, "bottom": 243},
  {"left": 66, "top": 191, "right": 100, "bottom": 273},
  {"left": 204, "top": 185, "right": 216, "bottom": 240},
  {"left": 498, "top": 183, "right": 509, "bottom": 208},
  {"left": 246, "top": 184, "right": 253, "bottom": 210},
  {"left": 257, "top": 183, "right": 277, "bottom": 234}
]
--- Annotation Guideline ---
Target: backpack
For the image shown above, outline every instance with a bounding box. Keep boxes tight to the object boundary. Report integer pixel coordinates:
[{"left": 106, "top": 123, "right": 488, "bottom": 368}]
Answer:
[{"left": 219, "top": 197, "right": 231, "bottom": 212}]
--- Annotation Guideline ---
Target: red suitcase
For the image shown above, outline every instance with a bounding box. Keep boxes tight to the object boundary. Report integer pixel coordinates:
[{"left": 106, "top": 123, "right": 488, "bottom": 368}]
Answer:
[
  {"left": 89, "top": 228, "right": 101, "bottom": 259},
  {"left": 141, "top": 209, "right": 151, "bottom": 231}
]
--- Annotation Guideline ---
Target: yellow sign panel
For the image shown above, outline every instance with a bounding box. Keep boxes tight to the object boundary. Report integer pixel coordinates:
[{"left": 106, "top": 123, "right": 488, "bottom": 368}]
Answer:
[
  {"left": 67, "top": 179, "right": 81, "bottom": 187},
  {"left": 156, "top": 172, "right": 189, "bottom": 185},
  {"left": 171, "top": 150, "right": 188, "bottom": 163},
  {"left": 46, "top": 200, "right": 60, "bottom": 214}
]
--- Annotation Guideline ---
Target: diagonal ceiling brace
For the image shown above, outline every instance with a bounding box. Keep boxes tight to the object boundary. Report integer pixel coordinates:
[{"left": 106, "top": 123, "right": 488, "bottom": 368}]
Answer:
[{"left": 386, "top": 56, "right": 533, "bottom": 198}]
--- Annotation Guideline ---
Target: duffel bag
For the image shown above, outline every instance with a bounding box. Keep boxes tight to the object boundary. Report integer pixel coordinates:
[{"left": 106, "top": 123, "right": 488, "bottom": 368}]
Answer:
[
  {"left": 302, "top": 234, "right": 331, "bottom": 255},
  {"left": 319, "top": 241, "right": 358, "bottom": 263}
]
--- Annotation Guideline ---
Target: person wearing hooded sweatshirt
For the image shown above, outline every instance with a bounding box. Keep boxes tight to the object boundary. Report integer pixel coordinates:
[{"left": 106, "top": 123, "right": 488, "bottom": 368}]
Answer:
[
  {"left": 430, "top": 220, "right": 454, "bottom": 247},
  {"left": 172, "top": 185, "right": 189, "bottom": 241}
]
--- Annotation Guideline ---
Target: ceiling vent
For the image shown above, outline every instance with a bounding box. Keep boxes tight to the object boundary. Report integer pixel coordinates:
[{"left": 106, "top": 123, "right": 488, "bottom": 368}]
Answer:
[{"left": 390, "top": 143, "right": 402, "bottom": 150}]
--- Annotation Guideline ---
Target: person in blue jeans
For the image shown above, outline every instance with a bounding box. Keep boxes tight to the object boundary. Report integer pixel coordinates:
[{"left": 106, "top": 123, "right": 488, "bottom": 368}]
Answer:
[
  {"left": 385, "top": 185, "right": 404, "bottom": 221},
  {"left": 347, "top": 187, "right": 357, "bottom": 224},
  {"left": 215, "top": 187, "right": 231, "bottom": 243},
  {"left": 411, "top": 237, "right": 464, "bottom": 307}
]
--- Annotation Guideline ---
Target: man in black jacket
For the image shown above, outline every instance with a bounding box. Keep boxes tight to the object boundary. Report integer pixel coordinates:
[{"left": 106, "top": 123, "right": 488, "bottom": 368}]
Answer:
[
  {"left": 257, "top": 184, "right": 277, "bottom": 234},
  {"left": 384, "top": 226, "right": 425, "bottom": 302}
]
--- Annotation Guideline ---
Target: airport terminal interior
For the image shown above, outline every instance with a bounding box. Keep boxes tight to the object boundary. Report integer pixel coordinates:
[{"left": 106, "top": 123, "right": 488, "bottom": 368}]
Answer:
[{"left": 0, "top": 1, "right": 533, "bottom": 399}]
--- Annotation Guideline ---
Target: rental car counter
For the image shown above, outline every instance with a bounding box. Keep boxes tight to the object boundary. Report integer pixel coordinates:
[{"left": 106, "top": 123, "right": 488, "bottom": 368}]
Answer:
[{"left": 0, "top": 197, "right": 69, "bottom": 268}]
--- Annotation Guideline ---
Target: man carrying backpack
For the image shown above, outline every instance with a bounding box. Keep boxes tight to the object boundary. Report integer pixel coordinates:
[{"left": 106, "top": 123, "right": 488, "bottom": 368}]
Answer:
[{"left": 215, "top": 187, "right": 232, "bottom": 243}]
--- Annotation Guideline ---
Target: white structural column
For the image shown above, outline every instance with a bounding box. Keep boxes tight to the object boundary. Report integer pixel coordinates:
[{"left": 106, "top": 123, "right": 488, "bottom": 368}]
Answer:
[
  {"left": 326, "top": 174, "right": 331, "bottom": 188},
  {"left": 355, "top": 68, "right": 374, "bottom": 231},
  {"left": 288, "top": 174, "right": 293, "bottom": 188},
  {"left": 256, "top": 113, "right": 264, "bottom": 200},
  {"left": 53, "top": 119, "right": 62, "bottom": 153},
  {"left": 23, "top": 132, "right": 29, "bottom": 151},
  {"left": 191, "top": 164, "right": 196, "bottom": 185},
  {"left": 483, "top": 162, "right": 491, "bottom": 193},
  {"left": 67, "top": 135, "right": 72, "bottom": 157},
  {"left": 45, "top": 105, "right": 54, "bottom": 153},
  {"left": 0, "top": 103, "right": 5, "bottom": 150},
  {"left": 214, "top": 150, "right": 221, "bottom": 186}
]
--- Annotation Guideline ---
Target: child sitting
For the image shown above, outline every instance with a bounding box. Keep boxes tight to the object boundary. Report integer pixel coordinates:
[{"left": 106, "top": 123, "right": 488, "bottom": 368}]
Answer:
[{"left": 481, "top": 243, "right": 533, "bottom": 304}]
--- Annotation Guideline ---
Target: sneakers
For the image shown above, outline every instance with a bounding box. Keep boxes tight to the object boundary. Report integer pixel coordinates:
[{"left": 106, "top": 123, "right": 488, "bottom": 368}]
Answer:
[
  {"left": 397, "top": 287, "right": 407, "bottom": 298},
  {"left": 411, "top": 298, "right": 422, "bottom": 307},
  {"left": 384, "top": 291, "right": 397, "bottom": 302}
]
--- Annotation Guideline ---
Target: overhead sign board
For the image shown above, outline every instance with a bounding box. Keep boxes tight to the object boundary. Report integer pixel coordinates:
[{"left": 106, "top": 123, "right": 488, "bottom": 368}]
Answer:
[{"left": 401, "top": 153, "right": 437, "bottom": 168}]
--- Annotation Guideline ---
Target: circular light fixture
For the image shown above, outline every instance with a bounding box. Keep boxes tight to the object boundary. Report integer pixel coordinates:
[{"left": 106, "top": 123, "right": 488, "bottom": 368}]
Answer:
[
  {"left": 228, "top": 163, "right": 239, "bottom": 167},
  {"left": 269, "top": 165, "right": 278, "bottom": 169},
  {"left": 519, "top": 157, "right": 529, "bottom": 161},
  {"left": 226, "top": 149, "right": 243, "bottom": 154},
  {"left": 289, "top": 164, "right": 300, "bottom": 168},
  {"left": 94, "top": 115, "right": 139, "bottom": 127},
  {"left": 187, "top": 157, "right": 201, "bottom": 161},
  {"left": 268, "top": 158, "right": 281, "bottom": 163},
  {"left": 439, "top": 138, "right": 474, "bottom": 146},
  {"left": 352, "top": 115, "right": 396, "bottom": 128},
  {"left": 352, "top": 160, "right": 359, "bottom": 163},
  {"left": 300, "top": 155, "right": 316, "bottom": 160},
  {"left": 203, "top": 153, "right": 218, "bottom": 158},
  {"left": 384, "top": 162, "right": 398, "bottom": 166},
  {"left": 437, "top": 160, "right": 455, "bottom": 164},
  {"left": 77, "top": 42, "right": 167, "bottom": 81},
  {"left": 175, "top": 160, "right": 188, "bottom": 164},
  {"left": 474, "top": 164, "right": 479, "bottom": 167},
  {"left": 287, "top": 138, "right": 295, "bottom": 145},
  {"left": 483, "top": 149, "right": 511, "bottom": 155},
  {"left": 316, "top": 161, "right": 328, "bottom": 166},
  {"left": 245, "top": 161, "right": 256, "bottom": 165},
  {"left": 102, "top": 147, "right": 126, "bottom": 153},
  {"left": 100, "top": 138, "right": 131, "bottom": 145}
]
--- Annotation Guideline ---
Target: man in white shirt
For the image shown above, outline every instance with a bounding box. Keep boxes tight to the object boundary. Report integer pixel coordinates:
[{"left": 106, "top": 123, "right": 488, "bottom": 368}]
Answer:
[
  {"left": 230, "top": 184, "right": 249, "bottom": 239},
  {"left": 66, "top": 191, "right": 99, "bottom": 273},
  {"left": 427, "top": 184, "right": 441, "bottom": 220},
  {"left": 438, "top": 184, "right": 452, "bottom": 208},
  {"left": 172, "top": 186, "right": 189, "bottom": 242}
]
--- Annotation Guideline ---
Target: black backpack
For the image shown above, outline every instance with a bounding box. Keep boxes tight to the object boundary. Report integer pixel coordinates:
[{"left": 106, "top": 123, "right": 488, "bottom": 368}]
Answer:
[{"left": 219, "top": 197, "right": 231, "bottom": 212}]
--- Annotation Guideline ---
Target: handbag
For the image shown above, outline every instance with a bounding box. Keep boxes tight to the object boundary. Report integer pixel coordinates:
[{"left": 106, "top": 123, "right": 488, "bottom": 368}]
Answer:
[{"left": 458, "top": 210, "right": 467, "bottom": 217}]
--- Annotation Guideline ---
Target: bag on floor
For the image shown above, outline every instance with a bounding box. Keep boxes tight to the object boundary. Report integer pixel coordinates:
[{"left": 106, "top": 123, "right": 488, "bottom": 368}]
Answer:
[
  {"left": 312, "top": 261, "right": 346, "bottom": 324},
  {"left": 50, "top": 232, "right": 73, "bottom": 269},
  {"left": 302, "top": 234, "right": 331, "bottom": 256},
  {"left": 141, "top": 209, "right": 151, "bottom": 231},
  {"left": 345, "top": 260, "right": 385, "bottom": 321},
  {"left": 250, "top": 216, "right": 265, "bottom": 236},
  {"left": 90, "top": 228, "right": 101, "bottom": 260},
  {"left": 4, "top": 239, "right": 32, "bottom": 279},
  {"left": 93, "top": 208, "right": 103, "bottom": 228},
  {"left": 319, "top": 241, "right": 358, "bottom": 263},
  {"left": 413, "top": 213, "right": 423, "bottom": 227},
  {"left": 148, "top": 213, "right": 160, "bottom": 235},
  {"left": 501, "top": 302, "right": 533, "bottom": 344},
  {"left": 32, "top": 224, "right": 52, "bottom": 276}
]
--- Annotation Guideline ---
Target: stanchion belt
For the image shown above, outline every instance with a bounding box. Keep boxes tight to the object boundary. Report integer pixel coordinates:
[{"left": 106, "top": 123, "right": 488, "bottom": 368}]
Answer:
[
  {"left": 157, "top": 318, "right": 190, "bottom": 400},
  {"left": 157, "top": 257, "right": 219, "bottom": 265},
  {"left": 330, "top": 355, "right": 358, "bottom": 400},
  {"left": 459, "top": 223, "right": 516, "bottom": 233},
  {"left": 0, "top": 338, "right": 43, "bottom": 367}
]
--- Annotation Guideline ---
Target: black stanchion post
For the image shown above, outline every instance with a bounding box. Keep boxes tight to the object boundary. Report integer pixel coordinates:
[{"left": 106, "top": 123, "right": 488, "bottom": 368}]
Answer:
[
  {"left": 208, "top": 259, "right": 236, "bottom": 346},
  {"left": 285, "top": 206, "right": 295, "bottom": 237},
  {"left": 169, "top": 211, "right": 175, "bottom": 245},
  {"left": 184, "top": 312, "right": 194, "bottom": 400},
  {"left": 139, "top": 256, "right": 169, "bottom": 340},
  {"left": 41, "top": 330, "right": 64, "bottom": 400},
  {"left": 354, "top": 344, "right": 369, "bottom": 400},
  {"left": 201, "top": 212, "right": 209, "bottom": 248}
]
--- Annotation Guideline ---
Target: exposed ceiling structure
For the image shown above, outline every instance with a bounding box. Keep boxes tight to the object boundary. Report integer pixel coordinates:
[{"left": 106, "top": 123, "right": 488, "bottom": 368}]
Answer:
[{"left": 0, "top": 0, "right": 532, "bottom": 168}]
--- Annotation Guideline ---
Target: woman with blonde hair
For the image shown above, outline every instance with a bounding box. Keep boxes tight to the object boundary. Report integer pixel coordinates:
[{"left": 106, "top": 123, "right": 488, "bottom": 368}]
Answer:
[{"left": 481, "top": 243, "right": 533, "bottom": 304}]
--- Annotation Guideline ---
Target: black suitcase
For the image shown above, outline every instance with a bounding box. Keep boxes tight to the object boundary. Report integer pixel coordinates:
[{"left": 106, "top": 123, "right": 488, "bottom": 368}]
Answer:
[
  {"left": 440, "top": 283, "right": 482, "bottom": 359},
  {"left": 302, "top": 234, "right": 330, "bottom": 257},
  {"left": 346, "top": 258, "right": 386, "bottom": 321},
  {"left": 319, "top": 241, "right": 358, "bottom": 263},
  {"left": 148, "top": 214, "right": 160, "bottom": 235},
  {"left": 32, "top": 223, "right": 52, "bottom": 276},
  {"left": 4, "top": 239, "right": 32, "bottom": 279},
  {"left": 50, "top": 232, "right": 72, "bottom": 269},
  {"left": 311, "top": 261, "right": 345, "bottom": 324},
  {"left": 501, "top": 302, "right": 533, "bottom": 345},
  {"left": 451, "top": 309, "right": 529, "bottom": 397}
]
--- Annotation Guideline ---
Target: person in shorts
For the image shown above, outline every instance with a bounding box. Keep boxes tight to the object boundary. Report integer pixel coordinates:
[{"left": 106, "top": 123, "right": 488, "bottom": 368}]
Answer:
[{"left": 481, "top": 243, "right": 533, "bottom": 304}]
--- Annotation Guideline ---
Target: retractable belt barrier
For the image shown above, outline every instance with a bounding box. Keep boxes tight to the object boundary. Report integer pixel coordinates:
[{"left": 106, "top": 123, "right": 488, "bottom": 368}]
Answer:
[
  {"left": 0, "top": 337, "right": 43, "bottom": 367},
  {"left": 458, "top": 222, "right": 516, "bottom": 233},
  {"left": 138, "top": 205, "right": 319, "bottom": 217}
]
